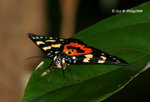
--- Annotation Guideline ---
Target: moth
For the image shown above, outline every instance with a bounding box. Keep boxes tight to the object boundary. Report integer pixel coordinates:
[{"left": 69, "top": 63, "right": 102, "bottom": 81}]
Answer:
[{"left": 28, "top": 33, "right": 128, "bottom": 83}]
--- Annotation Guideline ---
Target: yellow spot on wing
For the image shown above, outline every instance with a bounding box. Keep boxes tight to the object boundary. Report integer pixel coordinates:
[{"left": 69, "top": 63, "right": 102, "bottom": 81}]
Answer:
[
  {"left": 65, "top": 51, "right": 72, "bottom": 55},
  {"left": 83, "top": 58, "right": 89, "bottom": 62},
  {"left": 36, "top": 41, "right": 45, "bottom": 45},
  {"left": 98, "top": 60, "right": 105, "bottom": 63},
  {"left": 42, "top": 46, "right": 52, "bottom": 50},
  {"left": 83, "top": 54, "right": 93, "bottom": 63},
  {"left": 52, "top": 44, "right": 61, "bottom": 48},
  {"left": 84, "top": 54, "right": 93, "bottom": 58},
  {"left": 100, "top": 56, "right": 107, "bottom": 60},
  {"left": 46, "top": 40, "right": 56, "bottom": 42}
]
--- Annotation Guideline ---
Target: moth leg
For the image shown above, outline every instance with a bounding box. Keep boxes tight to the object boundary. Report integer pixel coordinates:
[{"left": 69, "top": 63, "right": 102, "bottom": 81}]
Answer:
[
  {"left": 48, "top": 68, "right": 53, "bottom": 82},
  {"left": 67, "top": 67, "right": 80, "bottom": 82},
  {"left": 62, "top": 68, "right": 66, "bottom": 84},
  {"left": 48, "top": 62, "right": 53, "bottom": 82}
]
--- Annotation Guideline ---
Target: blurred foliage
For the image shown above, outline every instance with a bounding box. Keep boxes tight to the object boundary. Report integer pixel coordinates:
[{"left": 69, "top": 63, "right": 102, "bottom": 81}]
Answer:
[
  {"left": 46, "top": 0, "right": 61, "bottom": 37},
  {"left": 23, "top": 1, "right": 150, "bottom": 102}
]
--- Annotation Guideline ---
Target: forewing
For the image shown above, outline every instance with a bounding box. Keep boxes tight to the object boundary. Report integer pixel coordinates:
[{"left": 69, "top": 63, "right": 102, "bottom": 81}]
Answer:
[
  {"left": 66, "top": 48, "right": 128, "bottom": 65},
  {"left": 28, "top": 33, "right": 65, "bottom": 58}
]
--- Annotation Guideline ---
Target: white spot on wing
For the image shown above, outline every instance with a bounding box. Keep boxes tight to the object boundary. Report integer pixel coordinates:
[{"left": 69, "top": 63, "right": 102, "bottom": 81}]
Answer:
[
  {"left": 69, "top": 60, "right": 72, "bottom": 63},
  {"left": 49, "top": 37, "right": 53, "bottom": 39},
  {"left": 73, "top": 60, "right": 76, "bottom": 63},
  {"left": 49, "top": 55, "right": 53, "bottom": 57},
  {"left": 60, "top": 39, "right": 64, "bottom": 41},
  {"left": 113, "top": 57, "right": 116, "bottom": 60},
  {"left": 55, "top": 51, "right": 59, "bottom": 54},
  {"left": 72, "top": 56, "right": 76, "bottom": 59},
  {"left": 47, "top": 53, "right": 51, "bottom": 56},
  {"left": 101, "top": 53, "right": 105, "bottom": 55},
  {"left": 32, "top": 37, "right": 36, "bottom": 39}
]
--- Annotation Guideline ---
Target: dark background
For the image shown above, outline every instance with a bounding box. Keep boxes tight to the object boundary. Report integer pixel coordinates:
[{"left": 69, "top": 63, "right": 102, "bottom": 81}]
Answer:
[{"left": 0, "top": 0, "right": 149, "bottom": 102}]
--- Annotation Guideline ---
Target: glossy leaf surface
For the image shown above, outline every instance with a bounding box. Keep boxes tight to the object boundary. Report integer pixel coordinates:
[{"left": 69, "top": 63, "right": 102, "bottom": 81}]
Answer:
[{"left": 23, "top": 2, "right": 150, "bottom": 102}]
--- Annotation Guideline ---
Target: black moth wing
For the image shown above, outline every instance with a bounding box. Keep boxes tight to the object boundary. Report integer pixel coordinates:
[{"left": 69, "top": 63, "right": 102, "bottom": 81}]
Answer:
[
  {"left": 28, "top": 33, "right": 65, "bottom": 58},
  {"left": 67, "top": 47, "right": 128, "bottom": 65}
]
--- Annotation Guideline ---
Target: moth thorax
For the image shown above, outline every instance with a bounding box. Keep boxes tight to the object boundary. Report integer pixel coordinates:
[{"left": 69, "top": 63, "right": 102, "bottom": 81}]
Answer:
[{"left": 53, "top": 55, "right": 66, "bottom": 68}]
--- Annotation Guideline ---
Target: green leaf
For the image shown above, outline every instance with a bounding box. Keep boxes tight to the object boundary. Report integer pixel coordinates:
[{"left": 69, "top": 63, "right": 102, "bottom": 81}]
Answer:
[{"left": 23, "top": 2, "right": 150, "bottom": 102}]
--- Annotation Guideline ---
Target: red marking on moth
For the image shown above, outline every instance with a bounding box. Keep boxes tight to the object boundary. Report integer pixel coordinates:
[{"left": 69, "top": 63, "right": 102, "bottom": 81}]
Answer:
[{"left": 63, "top": 42, "right": 93, "bottom": 56}]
